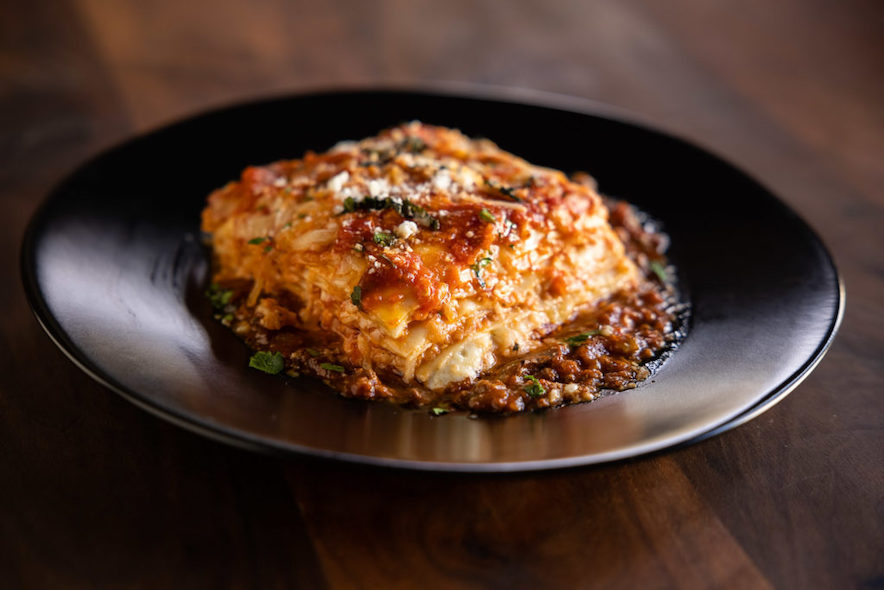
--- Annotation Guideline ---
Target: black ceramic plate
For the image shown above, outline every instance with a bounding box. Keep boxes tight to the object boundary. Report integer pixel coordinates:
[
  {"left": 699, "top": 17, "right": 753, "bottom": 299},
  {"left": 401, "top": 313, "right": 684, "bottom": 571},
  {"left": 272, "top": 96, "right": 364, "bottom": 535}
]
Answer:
[{"left": 21, "top": 87, "right": 843, "bottom": 471}]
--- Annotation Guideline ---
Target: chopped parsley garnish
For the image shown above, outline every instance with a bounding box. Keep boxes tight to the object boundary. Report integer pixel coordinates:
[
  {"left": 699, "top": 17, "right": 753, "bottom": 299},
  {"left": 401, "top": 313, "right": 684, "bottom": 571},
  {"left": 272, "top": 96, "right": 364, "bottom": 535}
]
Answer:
[
  {"left": 360, "top": 147, "right": 395, "bottom": 164},
  {"left": 221, "top": 313, "right": 234, "bottom": 324},
  {"left": 282, "top": 222, "right": 293, "bottom": 229},
  {"left": 400, "top": 136, "right": 427, "bottom": 153},
  {"left": 350, "top": 285, "right": 362, "bottom": 309},
  {"left": 247, "top": 236, "right": 268, "bottom": 245},
  {"left": 479, "top": 208, "right": 496, "bottom": 223},
  {"left": 430, "top": 407, "right": 449, "bottom": 416},
  {"left": 206, "top": 283, "right": 233, "bottom": 310},
  {"left": 249, "top": 351, "right": 284, "bottom": 375},
  {"left": 649, "top": 260, "right": 668, "bottom": 283},
  {"left": 305, "top": 348, "right": 321, "bottom": 357},
  {"left": 523, "top": 375, "right": 546, "bottom": 397},
  {"left": 297, "top": 213, "right": 307, "bottom": 219},
  {"left": 565, "top": 330, "right": 601, "bottom": 346},
  {"left": 471, "top": 256, "right": 493, "bottom": 287},
  {"left": 339, "top": 196, "right": 440, "bottom": 230},
  {"left": 320, "top": 362, "right": 345, "bottom": 373},
  {"left": 372, "top": 231, "right": 396, "bottom": 247},
  {"left": 263, "top": 245, "right": 273, "bottom": 253},
  {"left": 484, "top": 178, "right": 522, "bottom": 202}
]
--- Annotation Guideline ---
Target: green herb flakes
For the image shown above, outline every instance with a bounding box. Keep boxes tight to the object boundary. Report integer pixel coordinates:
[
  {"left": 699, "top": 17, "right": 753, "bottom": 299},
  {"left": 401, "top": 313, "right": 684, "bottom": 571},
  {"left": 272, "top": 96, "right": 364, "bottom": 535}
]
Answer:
[
  {"left": 247, "top": 237, "right": 268, "bottom": 245},
  {"left": 350, "top": 285, "right": 362, "bottom": 309},
  {"left": 484, "top": 178, "right": 522, "bottom": 202},
  {"left": 400, "top": 136, "right": 427, "bottom": 153},
  {"left": 305, "top": 348, "right": 320, "bottom": 357},
  {"left": 565, "top": 330, "right": 601, "bottom": 346},
  {"left": 373, "top": 231, "right": 396, "bottom": 247},
  {"left": 431, "top": 407, "right": 448, "bottom": 416},
  {"left": 479, "top": 208, "right": 496, "bottom": 223},
  {"left": 649, "top": 260, "right": 668, "bottom": 283},
  {"left": 471, "top": 256, "right": 493, "bottom": 287},
  {"left": 320, "top": 363, "right": 345, "bottom": 373},
  {"left": 249, "top": 351, "right": 284, "bottom": 375},
  {"left": 523, "top": 375, "right": 546, "bottom": 398},
  {"left": 337, "top": 195, "right": 440, "bottom": 230},
  {"left": 206, "top": 283, "right": 233, "bottom": 310}
]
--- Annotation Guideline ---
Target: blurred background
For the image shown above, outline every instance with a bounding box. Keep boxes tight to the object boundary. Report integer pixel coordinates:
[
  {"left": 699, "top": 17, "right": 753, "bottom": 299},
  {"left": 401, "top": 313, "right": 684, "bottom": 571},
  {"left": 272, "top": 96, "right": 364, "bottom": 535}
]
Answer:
[
  {"left": 7, "top": 1, "right": 883, "bottom": 198},
  {"left": 2, "top": 1, "right": 882, "bottom": 588}
]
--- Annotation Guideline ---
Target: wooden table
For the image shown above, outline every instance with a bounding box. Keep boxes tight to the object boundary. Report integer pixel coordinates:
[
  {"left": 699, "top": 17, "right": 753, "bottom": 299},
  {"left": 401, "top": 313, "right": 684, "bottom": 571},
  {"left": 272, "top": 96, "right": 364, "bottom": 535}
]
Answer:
[{"left": 2, "top": 1, "right": 882, "bottom": 588}]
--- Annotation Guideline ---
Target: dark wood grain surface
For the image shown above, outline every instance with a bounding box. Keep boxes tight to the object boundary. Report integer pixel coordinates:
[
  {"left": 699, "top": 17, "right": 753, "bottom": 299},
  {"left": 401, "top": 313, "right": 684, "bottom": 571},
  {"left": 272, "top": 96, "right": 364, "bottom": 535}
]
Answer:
[{"left": 2, "top": 1, "right": 882, "bottom": 588}]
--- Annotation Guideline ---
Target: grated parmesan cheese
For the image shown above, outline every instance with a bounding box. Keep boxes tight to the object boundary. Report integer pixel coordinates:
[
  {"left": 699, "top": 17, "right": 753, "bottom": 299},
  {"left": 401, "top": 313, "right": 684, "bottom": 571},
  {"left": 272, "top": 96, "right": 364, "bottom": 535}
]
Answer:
[
  {"left": 327, "top": 171, "right": 349, "bottom": 193},
  {"left": 432, "top": 170, "right": 451, "bottom": 191},
  {"left": 368, "top": 178, "right": 389, "bottom": 198},
  {"left": 395, "top": 220, "right": 419, "bottom": 239}
]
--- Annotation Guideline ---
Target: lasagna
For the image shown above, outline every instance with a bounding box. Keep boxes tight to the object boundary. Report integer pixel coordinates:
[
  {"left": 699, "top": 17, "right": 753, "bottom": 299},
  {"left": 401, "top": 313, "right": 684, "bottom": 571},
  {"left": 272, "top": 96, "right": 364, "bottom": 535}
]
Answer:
[{"left": 201, "top": 123, "right": 679, "bottom": 413}]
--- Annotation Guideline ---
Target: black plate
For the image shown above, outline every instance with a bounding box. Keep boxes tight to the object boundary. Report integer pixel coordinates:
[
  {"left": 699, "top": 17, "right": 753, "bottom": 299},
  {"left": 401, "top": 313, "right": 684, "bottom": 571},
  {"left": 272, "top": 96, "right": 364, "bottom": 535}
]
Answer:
[{"left": 21, "top": 87, "right": 843, "bottom": 471}]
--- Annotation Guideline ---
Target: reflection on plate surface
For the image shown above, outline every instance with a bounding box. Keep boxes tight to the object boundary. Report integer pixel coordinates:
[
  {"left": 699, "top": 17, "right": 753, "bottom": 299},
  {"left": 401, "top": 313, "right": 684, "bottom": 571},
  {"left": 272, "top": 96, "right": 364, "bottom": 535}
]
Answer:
[{"left": 21, "top": 88, "right": 843, "bottom": 471}]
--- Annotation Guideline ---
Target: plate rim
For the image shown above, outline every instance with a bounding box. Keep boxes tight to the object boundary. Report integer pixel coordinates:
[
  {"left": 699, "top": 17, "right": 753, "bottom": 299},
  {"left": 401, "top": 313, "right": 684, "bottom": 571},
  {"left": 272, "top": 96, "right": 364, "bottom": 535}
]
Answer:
[{"left": 20, "top": 84, "right": 846, "bottom": 472}]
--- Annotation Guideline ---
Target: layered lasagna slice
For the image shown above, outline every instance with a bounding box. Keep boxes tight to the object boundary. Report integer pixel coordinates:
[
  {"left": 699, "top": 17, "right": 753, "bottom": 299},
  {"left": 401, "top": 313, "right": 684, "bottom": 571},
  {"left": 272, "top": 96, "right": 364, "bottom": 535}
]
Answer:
[{"left": 201, "top": 122, "right": 644, "bottom": 405}]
